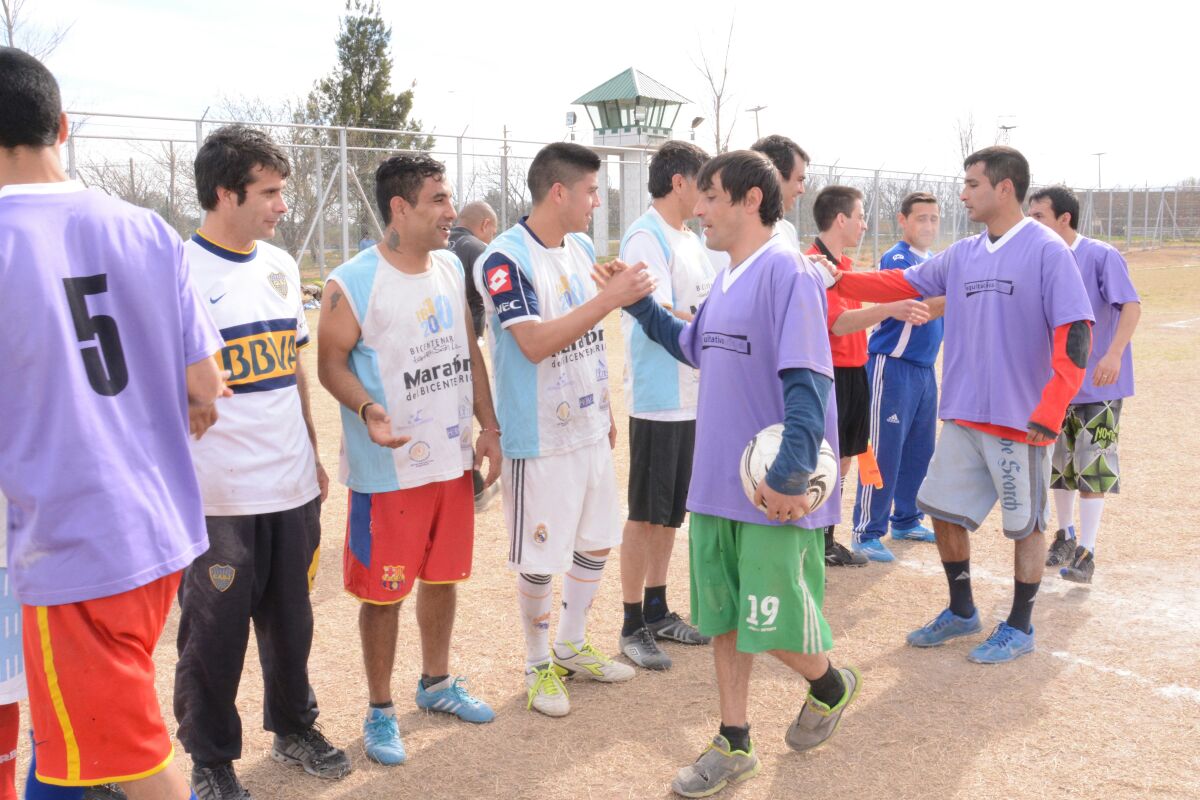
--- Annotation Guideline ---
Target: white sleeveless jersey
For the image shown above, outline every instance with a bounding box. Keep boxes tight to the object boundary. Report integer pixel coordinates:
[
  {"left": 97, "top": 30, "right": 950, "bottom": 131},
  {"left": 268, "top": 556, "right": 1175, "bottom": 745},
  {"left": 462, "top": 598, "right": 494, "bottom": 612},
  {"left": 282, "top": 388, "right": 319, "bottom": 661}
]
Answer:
[
  {"left": 474, "top": 222, "right": 609, "bottom": 459},
  {"left": 327, "top": 248, "right": 474, "bottom": 493},
  {"left": 185, "top": 234, "right": 318, "bottom": 516}
]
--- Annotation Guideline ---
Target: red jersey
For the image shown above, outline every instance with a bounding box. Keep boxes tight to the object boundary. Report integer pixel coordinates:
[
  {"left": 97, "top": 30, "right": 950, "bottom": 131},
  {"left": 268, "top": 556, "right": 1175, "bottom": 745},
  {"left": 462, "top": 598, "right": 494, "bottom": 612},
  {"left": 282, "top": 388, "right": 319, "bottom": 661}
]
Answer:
[{"left": 808, "top": 243, "right": 867, "bottom": 368}]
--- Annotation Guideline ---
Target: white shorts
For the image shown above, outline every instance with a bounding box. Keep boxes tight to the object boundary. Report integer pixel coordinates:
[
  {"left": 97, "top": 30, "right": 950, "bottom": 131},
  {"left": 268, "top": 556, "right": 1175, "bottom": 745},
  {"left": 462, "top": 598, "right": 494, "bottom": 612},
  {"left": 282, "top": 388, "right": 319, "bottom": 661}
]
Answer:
[
  {"left": 502, "top": 437, "right": 621, "bottom": 574},
  {"left": 916, "top": 422, "right": 1051, "bottom": 541}
]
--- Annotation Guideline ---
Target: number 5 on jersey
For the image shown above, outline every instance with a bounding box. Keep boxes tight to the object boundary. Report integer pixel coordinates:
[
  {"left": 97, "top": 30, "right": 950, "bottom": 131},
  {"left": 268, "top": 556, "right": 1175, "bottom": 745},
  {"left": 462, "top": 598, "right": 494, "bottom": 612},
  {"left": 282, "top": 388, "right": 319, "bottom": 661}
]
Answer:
[{"left": 63, "top": 274, "right": 128, "bottom": 396}]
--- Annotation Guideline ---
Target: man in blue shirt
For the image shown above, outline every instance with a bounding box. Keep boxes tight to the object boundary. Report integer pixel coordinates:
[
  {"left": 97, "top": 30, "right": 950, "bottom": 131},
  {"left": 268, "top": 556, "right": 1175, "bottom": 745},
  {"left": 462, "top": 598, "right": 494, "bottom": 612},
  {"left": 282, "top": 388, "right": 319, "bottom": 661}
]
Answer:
[{"left": 851, "top": 192, "right": 946, "bottom": 561}]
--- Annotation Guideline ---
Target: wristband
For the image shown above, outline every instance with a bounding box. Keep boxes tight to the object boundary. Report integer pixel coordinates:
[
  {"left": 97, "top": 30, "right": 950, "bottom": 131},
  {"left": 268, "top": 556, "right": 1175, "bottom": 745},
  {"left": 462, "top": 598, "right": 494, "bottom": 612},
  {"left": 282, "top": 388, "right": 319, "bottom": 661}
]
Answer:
[
  {"left": 358, "top": 401, "right": 376, "bottom": 422},
  {"left": 480, "top": 427, "right": 501, "bottom": 435}
]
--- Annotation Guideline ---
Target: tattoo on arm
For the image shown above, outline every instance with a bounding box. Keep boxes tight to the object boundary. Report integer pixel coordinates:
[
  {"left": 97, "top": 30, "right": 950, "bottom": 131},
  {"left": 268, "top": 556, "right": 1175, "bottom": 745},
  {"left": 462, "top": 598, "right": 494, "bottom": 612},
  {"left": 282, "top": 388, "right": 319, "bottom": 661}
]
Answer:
[{"left": 329, "top": 289, "right": 343, "bottom": 312}]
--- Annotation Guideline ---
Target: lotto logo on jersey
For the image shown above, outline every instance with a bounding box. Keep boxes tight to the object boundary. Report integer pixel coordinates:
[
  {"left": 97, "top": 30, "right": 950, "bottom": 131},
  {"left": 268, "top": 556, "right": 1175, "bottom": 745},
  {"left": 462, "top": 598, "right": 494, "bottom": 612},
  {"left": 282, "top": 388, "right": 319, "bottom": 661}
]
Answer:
[
  {"left": 486, "top": 264, "right": 513, "bottom": 295},
  {"left": 416, "top": 294, "right": 455, "bottom": 337},
  {"left": 220, "top": 320, "right": 299, "bottom": 393}
]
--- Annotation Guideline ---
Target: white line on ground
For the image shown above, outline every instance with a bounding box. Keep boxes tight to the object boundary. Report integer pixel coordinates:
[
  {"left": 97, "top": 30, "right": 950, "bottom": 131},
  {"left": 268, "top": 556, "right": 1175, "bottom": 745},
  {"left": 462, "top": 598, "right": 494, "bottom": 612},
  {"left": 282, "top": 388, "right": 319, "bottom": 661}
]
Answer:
[
  {"left": 1161, "top": 316, "right": 1200, "bottom": 328},
  {"left": 1047, "top": 651, "right": 1200, "bottom": 705}
]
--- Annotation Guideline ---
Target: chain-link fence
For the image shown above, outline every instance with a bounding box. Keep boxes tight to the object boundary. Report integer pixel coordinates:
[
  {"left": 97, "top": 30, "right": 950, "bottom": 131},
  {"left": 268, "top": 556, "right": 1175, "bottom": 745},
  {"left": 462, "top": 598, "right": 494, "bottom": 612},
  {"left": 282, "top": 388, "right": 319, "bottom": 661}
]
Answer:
[{"left": 64, "top": 111, "right": 1199, "bottom": 280}]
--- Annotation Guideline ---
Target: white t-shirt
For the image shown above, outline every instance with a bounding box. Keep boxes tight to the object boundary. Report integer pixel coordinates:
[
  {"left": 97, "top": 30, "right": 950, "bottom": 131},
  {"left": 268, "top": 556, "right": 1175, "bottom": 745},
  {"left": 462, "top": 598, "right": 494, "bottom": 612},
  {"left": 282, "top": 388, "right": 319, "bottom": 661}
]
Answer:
[
  {"left": 185, "top": 235, "right": 319, "bottom": 516},
  {"left": 620, "top": 208, "right": 714, "bottom": 421},
  {"left": 326, "top": 248, "right": 474, "bottom": 492}
]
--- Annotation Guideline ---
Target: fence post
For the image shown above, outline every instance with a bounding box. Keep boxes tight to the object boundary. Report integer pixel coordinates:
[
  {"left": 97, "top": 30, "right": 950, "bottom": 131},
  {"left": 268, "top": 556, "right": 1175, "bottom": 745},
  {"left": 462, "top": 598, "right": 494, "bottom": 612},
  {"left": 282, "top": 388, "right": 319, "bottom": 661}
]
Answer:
[
  {"left": 315, "top": 144, "right": 326, "bottom": 279},
  {"left": 1126, "top": 188, "right": 1133, "bottom": 250},
  {"left": 1142, "top": 182, "right": 1149, "bottom": 245},
  {"left": 339, "top": 127, "right": 350, "bottom": 263},
  {"left": 456, "top": 136, "right": 464, "bottom": 207},
  {"left": 196, "top": 121, "right": 206, "bottom": 227},
  {"left": 500, "top": 126, "right": 509, "bottom": 231},
  {"left": 66, "top": 134, "right": 76, "bottom": 180},
  {"left": 871, "top": 169, "right": 880, "bottom": 265},
  {"left": 1107, "top": 189, "right": 1113, "bottom": 242}
]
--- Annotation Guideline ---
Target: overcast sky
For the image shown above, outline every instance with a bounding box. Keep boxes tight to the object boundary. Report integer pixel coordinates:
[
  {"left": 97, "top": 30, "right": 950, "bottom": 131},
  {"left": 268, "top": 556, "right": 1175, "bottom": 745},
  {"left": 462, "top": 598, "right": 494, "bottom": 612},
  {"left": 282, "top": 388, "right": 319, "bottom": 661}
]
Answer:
[{"left": 30, "top": 0, "right": 1193, "bottom": 188}]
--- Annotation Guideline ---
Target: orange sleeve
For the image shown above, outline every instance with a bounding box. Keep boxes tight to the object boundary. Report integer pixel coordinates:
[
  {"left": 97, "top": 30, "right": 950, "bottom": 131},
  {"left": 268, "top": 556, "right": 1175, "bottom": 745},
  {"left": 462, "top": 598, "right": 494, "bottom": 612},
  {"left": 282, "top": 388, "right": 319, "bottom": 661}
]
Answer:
[
  {"left": 1028, "top": 321, "right": 1091, "bottom": 437},
  {"left": 836, "top": 269, "right": 920, "bottom": 302}
]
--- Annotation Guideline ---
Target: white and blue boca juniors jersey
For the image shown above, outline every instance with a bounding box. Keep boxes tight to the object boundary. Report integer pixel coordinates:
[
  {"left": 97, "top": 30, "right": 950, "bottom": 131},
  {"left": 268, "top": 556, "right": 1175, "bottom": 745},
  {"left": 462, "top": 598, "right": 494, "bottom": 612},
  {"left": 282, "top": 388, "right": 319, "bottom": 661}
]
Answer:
[
  {"left": 185, "top": 234, "right": 319, "bottom": 516},
  {"left": 619, "top": 209, "right": 714, "bottom": 421},
  {"left": 327, "top": 248, "right": 474, "bottom": 493},
  {"left": 866, "top": 240, "right": 945, "bottom": 368},
  {"left": 474, "top": 221, "right": 610, "bottom": 459}
]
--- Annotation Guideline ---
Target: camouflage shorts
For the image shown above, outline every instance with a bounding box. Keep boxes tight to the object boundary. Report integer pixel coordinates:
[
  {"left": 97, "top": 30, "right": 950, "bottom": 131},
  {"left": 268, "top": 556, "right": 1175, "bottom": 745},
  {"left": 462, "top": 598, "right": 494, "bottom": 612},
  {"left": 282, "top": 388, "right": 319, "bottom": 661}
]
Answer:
[{"left": 1051, "top": 400, "right": 1122, "bottom": 494}]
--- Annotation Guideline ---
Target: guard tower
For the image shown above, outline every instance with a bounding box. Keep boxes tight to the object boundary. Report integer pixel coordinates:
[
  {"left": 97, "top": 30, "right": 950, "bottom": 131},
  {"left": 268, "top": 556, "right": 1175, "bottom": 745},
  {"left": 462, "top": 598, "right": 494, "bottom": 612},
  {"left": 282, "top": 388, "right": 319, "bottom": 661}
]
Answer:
[{"left": 574, "top": 69, "right": 690, "bottom": 255}]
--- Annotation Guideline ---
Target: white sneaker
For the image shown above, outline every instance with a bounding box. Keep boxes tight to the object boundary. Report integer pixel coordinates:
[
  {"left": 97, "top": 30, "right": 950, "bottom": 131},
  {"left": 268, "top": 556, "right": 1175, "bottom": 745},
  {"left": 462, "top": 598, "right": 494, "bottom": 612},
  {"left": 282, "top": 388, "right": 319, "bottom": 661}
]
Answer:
[
  {"left": 525, "top": 663, "right": 570, "bottom": 717},
  {"left": 552, "top": 640, "right": 635, "bottom": 683}
]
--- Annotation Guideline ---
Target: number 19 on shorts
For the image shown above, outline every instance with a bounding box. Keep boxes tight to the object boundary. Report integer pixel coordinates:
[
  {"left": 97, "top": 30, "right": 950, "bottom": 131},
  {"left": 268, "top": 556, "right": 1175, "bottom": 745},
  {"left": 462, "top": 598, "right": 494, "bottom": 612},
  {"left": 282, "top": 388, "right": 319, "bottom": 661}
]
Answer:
[{"left": 746, "top": 594, "right": 780, "bottom": 632}]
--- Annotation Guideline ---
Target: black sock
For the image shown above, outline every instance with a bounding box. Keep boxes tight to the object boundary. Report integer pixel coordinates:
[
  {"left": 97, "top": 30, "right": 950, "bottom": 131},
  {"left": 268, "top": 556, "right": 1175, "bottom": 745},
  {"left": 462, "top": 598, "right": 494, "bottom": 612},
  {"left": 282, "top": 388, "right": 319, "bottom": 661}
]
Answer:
[
  {"left": 718, "top": 722, "right": 751, "bottom": 752},
  {"left": 369, "top": 700, "right": 394, "bottom": 710},
  {"left": 621, "top": 601, "right": 644, "bottom": 636},
  {"left": 808, "top": 663, "right": 846, "bottom": 707},
  {"left": 420, "top": 674, "right": 450, "bottom": 690},
  {"left": 1006, "top": 580, "right": 1040, "bottom": 634},
  {"left": 943, "top": 559, "right": 975, "bottom": 618},
  {"left": 643, "top": 585, "right": 668, "bottom": 623}
]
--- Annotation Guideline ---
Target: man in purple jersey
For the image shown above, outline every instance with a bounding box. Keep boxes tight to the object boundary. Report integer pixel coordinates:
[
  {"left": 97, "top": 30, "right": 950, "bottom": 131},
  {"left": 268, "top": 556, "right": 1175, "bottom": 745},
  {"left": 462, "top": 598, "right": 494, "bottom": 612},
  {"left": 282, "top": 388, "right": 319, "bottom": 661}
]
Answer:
[
  {"left": 1028, "top": 186, "right": 1141, "bottom": 583},
  {"left": 613, "top": 151, "right": 859, "bottom": 798},
  {"left": 824, "top": 146, "right": 1093, "bottom": 665},
  {"left": 0, "top": 48, "right": 225, "bottom": 800}
]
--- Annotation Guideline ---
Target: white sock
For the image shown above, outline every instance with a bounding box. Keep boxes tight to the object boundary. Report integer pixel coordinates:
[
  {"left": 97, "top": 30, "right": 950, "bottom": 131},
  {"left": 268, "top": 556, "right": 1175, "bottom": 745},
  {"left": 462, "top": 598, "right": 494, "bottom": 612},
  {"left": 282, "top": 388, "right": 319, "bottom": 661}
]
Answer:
[
  {"left": 517, "top": 573, "right": 553, "bottom": 669},
  {"left": 554, "top": 552, "right": 608, "bottom": 653},
  {"left": 1078, "top": 498, "right": 1104, "bottom": 553},
  {"left": 1053, "top": 489, "right": 1077, "bottom": 537}
]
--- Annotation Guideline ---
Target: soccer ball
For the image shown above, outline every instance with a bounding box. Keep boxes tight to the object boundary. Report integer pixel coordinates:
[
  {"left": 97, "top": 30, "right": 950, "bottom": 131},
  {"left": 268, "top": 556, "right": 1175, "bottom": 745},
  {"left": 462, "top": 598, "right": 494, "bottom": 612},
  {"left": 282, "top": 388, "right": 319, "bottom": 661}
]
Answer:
[{"left": 739, "top": 424, "right": 838, "bottom": 515}]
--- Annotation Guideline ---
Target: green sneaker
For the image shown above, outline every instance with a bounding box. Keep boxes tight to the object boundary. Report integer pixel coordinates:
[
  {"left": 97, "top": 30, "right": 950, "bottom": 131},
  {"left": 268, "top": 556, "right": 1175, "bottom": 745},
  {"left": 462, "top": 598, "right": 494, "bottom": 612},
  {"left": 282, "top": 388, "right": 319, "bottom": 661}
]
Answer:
[
  {"left": 784, "top": 666, "right": 861, "bottom": 752},
  {"left": 671, "top": 735, "right": 760, "bottom": 798}
]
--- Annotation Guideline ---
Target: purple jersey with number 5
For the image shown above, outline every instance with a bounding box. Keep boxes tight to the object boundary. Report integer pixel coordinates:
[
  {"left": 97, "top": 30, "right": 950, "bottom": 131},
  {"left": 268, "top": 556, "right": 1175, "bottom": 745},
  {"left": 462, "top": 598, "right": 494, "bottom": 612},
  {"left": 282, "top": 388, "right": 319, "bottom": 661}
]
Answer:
[{"left": 0, "top": 182, "right": 222, "bottom": 606}]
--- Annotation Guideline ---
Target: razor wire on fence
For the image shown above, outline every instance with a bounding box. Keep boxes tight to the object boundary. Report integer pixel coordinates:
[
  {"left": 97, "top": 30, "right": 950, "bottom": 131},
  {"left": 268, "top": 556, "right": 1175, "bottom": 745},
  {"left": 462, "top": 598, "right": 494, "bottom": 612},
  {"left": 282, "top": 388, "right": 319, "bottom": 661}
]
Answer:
[{"left": 64, "top": 111, "right": 1199, "bottom": 280}]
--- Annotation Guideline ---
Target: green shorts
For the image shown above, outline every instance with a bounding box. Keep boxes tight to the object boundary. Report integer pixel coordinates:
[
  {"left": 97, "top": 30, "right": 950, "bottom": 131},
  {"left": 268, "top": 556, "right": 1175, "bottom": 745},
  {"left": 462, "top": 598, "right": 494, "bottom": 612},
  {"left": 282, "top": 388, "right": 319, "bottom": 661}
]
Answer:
[{"left": 688, "top": 513, "right": 832, "bottom": 655}]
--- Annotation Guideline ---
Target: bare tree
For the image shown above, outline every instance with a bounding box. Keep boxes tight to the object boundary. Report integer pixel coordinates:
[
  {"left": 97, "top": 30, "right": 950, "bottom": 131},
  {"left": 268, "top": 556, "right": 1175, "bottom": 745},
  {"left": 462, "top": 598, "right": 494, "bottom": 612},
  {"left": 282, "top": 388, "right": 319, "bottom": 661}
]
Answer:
[
  {"left": 2, "top": 0, "right": 71, "bottom": 58},
  {"left": 954, "top": 113, "right": 976, "bottom": 164},
  {"left": 694, "top": 20, "right": 737, "bottom": 154}
]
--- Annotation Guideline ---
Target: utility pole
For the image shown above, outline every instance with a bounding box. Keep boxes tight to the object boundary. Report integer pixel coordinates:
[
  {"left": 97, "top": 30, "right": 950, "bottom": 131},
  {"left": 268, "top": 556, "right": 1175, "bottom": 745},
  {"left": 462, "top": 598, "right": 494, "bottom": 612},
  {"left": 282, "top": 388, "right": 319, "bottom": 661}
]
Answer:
[
  {"left": 747, "top": 105, "right": 767, "bottom": 140},
  {"left": 1091, "top": 151, "right": 1105, "bottom": 189}
]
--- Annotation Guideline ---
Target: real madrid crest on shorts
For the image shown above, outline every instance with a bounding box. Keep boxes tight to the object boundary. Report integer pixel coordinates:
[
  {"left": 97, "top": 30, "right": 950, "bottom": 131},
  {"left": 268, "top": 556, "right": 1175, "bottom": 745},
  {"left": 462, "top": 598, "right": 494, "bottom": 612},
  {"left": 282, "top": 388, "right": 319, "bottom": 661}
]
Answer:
[
  {"left": 534, "top": 524, "right": 549, "bottom": 544},
  {"left": 268, "top": 270, "right": 288, "bottom": 298},
  {"left": 209, "top": 564, "right": 236, "bottom": 592}
]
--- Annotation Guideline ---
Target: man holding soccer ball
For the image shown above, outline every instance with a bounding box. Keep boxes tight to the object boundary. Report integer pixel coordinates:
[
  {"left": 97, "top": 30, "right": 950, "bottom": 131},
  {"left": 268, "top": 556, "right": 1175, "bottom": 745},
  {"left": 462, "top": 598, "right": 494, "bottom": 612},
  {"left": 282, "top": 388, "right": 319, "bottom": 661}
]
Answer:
[{"left": 607, "top": 149, "right": 859, "bottom": 798}]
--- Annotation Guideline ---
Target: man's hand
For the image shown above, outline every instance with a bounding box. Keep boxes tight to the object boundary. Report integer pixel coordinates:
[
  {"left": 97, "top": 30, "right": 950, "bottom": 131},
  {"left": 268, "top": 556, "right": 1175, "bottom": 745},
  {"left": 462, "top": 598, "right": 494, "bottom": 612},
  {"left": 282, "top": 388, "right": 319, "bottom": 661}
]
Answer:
[
  {"left": 315, "top": 462, "right": 329, "bottom": 503},
  {"left": 753, "top": 481, "right": 812, "bottom": 523},
  {"left": 188, "top": 370, "right": 233, "bottom": 439},
  {"left": 809, "top": 254, "right": 841, "bottom": 287},
  {"left": 1025, "top": 424, "right": 1054, "bottom": 445},
  {"left": 475, "top": 429, "right": 501, "bottom": 487},
  {"left": 364, "top": 403, "right": 411, "bottom": 448},
  {"left": 1092, "top": 351, "right": 1121, "bottom": 386},
  {"left": 885, "top": 299, "right": 931, "bottom": 325},
  {"left": 595, "top": 260, "right": 654, "bottom": 309},
  {"left": 609, "top": 412, "right": 617, "bottom": 449}
]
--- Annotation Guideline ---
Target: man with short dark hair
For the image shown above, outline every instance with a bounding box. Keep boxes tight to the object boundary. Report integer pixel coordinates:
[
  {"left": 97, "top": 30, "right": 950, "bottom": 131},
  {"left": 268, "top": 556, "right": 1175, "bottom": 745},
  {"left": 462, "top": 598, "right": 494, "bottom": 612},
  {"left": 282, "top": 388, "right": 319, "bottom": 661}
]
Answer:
[
  {"left": 473, "top": 142, "right": 653, "bottom": 716},
  {"left": 175, "top": 124, "right": 349, "bottom": 798},
  {"left": 616, "top": 140, "right": 713, "bottom": 671},
  {"left": 825, "top": 146, "right": 1094, "bottom": 664},
  {"left": 319, "top": 154, "right": 502, "bottom": 765},
  {"left": 1028, "top": 185, "right": 1140, "bottom": 583},
  {"left": 616, "top": 149, "right": 859, "bottom": 797},
  {"left": 850, "top": 192, "right": 947, "bottom": 562},
  {"left": 1, "top": 47, "right": 226, "bottom": 800},
  {"left": 810, "top": 186, "right": 931, "bottom": 566}
]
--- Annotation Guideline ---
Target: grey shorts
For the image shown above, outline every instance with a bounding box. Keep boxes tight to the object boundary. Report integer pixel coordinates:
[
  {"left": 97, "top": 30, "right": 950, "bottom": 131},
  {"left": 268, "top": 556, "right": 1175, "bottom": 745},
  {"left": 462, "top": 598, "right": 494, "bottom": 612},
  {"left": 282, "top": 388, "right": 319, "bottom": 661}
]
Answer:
[{"left": 916, "top": 422, "right": 1051, "bottom": 540}]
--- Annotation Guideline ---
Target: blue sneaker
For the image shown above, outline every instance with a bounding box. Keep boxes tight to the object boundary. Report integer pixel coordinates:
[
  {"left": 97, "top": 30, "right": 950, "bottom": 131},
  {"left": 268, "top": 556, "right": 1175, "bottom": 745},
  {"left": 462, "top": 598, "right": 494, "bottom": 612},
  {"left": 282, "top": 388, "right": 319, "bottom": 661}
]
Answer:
[
  {"left": 891, "top": 523, "right": 936, "bottom": 542},
  {"left": 415, "top": 677, "right": 495, "bottom": 723},
  {"left": 363, "top": 707, "right": 406, "bottom": 765},
  {"left": 906, "top": 607, "right": 982, "bottom": 647},
  {"left": 851, "top": 537, "right": 895, "bottom": 562},
  {"left": 967, "top": 622, "right": 1035, "bottom": 664}
]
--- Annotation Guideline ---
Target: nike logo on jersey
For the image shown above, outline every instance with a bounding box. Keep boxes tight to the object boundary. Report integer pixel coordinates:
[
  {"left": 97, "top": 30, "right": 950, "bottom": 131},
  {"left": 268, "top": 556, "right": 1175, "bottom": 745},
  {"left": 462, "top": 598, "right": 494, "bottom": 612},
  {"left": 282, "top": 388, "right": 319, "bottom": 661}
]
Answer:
[
  {"left": 209, "top": 292, "right": 228, "bottom": 304},
  {"left": 486, "top": 265, "right": 513, "bottom": 295}
]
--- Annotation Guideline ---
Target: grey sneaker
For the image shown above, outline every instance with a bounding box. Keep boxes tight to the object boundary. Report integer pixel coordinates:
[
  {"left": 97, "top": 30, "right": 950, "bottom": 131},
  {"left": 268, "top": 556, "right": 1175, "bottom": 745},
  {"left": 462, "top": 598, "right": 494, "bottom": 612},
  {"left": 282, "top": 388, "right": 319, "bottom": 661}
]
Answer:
[
  {"left": 1045, "top": 528, "right": 1076, "bottom": 567},
  {"left": 648, "top": 611, "right": 711, "bottom": 645},
  {"left": 270, "top": 724, "right": 351, "bottom": 780},
  {"left": 83, "top": 785, "right": 127, "bottom": 800},
  {"left": 191, "top": 763, "right": 252, "bottom": 800},
  {"left": 784, "top": 666, "right": 861, "bottom": 752},
  {"left": 620, "top": 625, "right": 672, "bottom": 670},
  {"left": 671, "top": 735, "right": 760, "bottom": 798}
]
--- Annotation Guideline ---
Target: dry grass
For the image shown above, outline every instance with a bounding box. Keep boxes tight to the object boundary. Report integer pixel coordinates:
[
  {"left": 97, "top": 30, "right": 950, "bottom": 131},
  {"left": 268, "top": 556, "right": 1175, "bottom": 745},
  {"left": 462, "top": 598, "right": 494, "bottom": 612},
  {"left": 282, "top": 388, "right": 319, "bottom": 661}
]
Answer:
[{"left": 24, "top": 246, "right": 1200, "bottom": 799}]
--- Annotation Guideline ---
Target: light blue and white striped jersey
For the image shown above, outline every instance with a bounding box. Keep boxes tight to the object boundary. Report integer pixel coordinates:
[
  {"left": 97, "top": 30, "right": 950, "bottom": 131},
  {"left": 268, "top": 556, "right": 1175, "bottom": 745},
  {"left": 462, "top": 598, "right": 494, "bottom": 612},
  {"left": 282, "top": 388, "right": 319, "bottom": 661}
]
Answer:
[
  {"left": 327, "top": 248, "right": 474, "bottom": 493},
  {"left": 474, "top": 220, "right": 610, "bottom": 459},
  {"left": 620, "top": 208, "right": 714, "bottom": 420}
]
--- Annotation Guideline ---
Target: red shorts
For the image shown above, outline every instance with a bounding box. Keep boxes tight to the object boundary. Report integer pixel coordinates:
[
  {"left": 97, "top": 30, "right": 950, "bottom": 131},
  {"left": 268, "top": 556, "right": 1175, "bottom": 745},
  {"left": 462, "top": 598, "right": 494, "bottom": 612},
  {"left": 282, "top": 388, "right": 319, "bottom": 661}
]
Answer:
[
  {"left": 343, "top": 472, "right": 474, "bottom": 604},
  {"left": 23, "top": 572, "right": 180, "bottom": 786}
]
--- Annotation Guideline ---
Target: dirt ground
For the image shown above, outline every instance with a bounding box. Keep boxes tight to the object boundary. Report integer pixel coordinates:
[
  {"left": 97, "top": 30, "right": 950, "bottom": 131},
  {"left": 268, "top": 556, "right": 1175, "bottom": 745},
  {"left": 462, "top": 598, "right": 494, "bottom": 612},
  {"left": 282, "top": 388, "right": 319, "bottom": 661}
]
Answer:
[{"left": 31, "top": 245, "right": 1200, "bottom": 799}]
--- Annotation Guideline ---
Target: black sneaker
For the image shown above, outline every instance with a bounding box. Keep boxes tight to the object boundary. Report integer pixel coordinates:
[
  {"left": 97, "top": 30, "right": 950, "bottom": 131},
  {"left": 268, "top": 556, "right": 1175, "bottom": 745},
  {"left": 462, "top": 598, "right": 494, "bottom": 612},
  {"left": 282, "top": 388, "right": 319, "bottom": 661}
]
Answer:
[
  {"left": 825, "top": 539, "right": 868, "bottom": 567},
  {"left": 270, "top": 724, "right": 351, "bottom": 780},
  {"left": 1045, "top": 528, "right": 1076, "bottom": 567},
  {"left": 83, "top": 785, "right": 126, "bottom": 800},
  {"left": 1060, "top": 545, "right": 1094, "bottom": 584},
  {"left": 647, "top": 611, "right": 711, "bottom": 645},
  {"left": 191, "top": 762, "right": 252, "bottom": 800}
]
